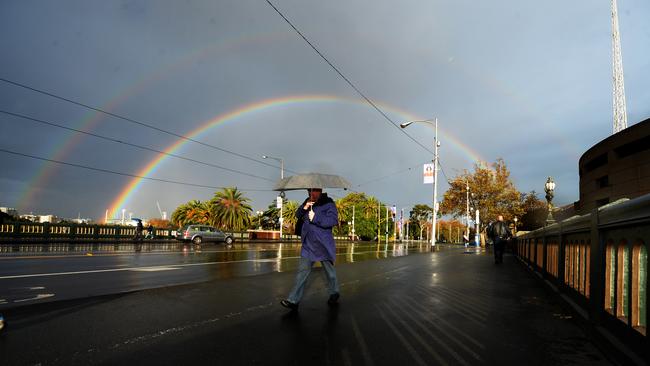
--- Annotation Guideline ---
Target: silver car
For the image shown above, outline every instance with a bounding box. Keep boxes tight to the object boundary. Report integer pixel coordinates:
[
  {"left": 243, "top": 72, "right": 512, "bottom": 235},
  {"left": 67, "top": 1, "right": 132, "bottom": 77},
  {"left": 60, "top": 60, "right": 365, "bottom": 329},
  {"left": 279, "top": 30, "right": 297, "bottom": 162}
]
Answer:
[{"left": 176, "top": 225, "right": 234, "bottom": 245}]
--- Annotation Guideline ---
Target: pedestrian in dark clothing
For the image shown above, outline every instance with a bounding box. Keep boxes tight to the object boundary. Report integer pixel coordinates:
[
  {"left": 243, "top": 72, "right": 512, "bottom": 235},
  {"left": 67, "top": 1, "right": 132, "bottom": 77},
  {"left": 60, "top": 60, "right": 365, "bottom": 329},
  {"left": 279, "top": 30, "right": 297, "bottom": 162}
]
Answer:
[
  {"left": 146, "top": 224, "right": 154, "bottom": 239},
  {"left": 281, "top": 188, "right": 340, "bottom": 311},
  {"left": 135, "top": 220, "right": 144, "bottom": 241},
  {"left": 488, "top": 215, "right": 511, "bottom": 264}
]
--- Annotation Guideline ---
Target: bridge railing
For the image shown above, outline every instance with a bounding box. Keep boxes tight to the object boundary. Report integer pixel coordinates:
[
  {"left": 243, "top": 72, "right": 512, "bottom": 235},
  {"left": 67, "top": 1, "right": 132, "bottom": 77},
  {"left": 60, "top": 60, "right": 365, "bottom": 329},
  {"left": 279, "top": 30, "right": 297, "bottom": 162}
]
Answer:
[
  {"left": 0, "top": 222, "right": 176, "bottom": 242},
  {"left": 515, "top": 194, "right": 648, "bottom": 358},
  {"left": 0, "top": 222, "right": 349, "bottom": 243}
]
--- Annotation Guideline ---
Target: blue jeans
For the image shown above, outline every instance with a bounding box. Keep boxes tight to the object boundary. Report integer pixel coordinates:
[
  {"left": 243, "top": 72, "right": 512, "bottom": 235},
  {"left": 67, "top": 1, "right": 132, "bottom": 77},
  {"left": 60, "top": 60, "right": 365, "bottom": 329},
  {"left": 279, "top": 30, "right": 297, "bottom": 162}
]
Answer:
[{"left": 287, "top": 256, "right": 339, "bottom": 304}]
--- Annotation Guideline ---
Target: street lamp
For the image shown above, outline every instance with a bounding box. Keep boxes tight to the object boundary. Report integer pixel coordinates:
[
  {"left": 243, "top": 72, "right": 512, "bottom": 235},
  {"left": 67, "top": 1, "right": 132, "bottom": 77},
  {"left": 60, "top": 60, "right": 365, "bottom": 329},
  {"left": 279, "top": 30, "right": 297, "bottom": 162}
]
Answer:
[
  {"left": 466, "top": 182, "right": 470, "bottom": 245},
  {"left": 544, "top": 177, "right": 556, "bottom": 225},
  {"left": 262, "top": 155, "right": 285, "bottom": 239},
  {"left": 400, "top": 118, "right": 439, "bottom": 247},
  {"left": 513, "top": 217, "right": 518, "bottom": 236}
]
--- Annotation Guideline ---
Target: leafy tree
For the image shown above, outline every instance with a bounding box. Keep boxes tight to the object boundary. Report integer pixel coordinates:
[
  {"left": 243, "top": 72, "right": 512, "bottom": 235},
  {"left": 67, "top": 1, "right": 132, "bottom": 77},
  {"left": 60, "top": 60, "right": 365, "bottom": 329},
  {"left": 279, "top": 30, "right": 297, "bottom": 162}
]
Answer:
[
  {"left": 282, "top": 200, "right": 299, "bottom": 233},
  {"left": 147, "top": 218, "right": 171, "bottom": 228},
  {"left": 209, "top": 187, "right": 253, "bottom": 232},
  {"left": 261, "top": 202, "right": 280, "bottom": 230},
  {"left": 409, "top": 204, "right": 432, "bottom": 240},
  {"left": 440, "top": 159, "right": 523, "bottom": 230},
  {"left": 436, "top": 219, "right": 465, "bottom": 243},
  {"left": 171, "top": 200, "right": 210, "bottom": 228},
  {"left": 329, "top": 192, "right": 394, "bottom": 240},
  {"left": 519, "top": 191, "right": 547, "bottom": 231}
]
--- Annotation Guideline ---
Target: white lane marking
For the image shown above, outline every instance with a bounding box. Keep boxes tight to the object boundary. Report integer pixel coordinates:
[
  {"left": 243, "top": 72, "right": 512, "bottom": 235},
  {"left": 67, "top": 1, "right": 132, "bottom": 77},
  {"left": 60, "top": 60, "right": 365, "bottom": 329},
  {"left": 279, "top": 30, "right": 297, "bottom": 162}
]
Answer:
[
  {"left": 13, "top": 293, "right": 55, "bottom": 303},
  {"left": 0, "top": 248, "right": 423, "bottom": 280},
  {"left": 0, "top": 299, "right": 7, "bottom": 304},
  {"left": 98, "top": 301, "right": 275, "bottom": 352},
  {"left": 130, "top": 267, "right": 179, "bottom": 272},
  {"left": 0, "top": 257, "right": 298, "bottom": 280},
  {"left": 29, "top": 286, "right": 46, "bottom": 290}
]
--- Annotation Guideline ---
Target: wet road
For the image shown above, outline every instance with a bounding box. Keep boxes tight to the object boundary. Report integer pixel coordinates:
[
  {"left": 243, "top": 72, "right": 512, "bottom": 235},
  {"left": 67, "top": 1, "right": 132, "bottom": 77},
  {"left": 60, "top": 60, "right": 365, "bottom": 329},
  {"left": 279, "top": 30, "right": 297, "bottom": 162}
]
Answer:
[
  {"left": 0, "top": 246, "right": 612, "bottom": 366},
  {"left": 0, "top": 241, "right": 431, "bottom": 309}
]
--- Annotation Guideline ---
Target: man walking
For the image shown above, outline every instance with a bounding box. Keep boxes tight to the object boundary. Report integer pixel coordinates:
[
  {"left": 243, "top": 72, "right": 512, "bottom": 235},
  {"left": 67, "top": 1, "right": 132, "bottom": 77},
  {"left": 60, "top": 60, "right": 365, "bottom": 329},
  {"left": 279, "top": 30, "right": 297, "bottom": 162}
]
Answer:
[
  {"left": 488, "top": 215, "right": 511, "bottom": 264},
  {"left": 281, "top": 188, "right": 340, "bottom": 311}
]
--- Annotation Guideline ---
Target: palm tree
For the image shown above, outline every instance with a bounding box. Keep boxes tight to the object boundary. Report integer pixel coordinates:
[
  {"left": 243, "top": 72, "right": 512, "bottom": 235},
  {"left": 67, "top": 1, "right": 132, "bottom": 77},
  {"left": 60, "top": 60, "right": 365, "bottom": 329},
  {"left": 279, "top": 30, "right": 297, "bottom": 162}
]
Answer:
[
  {"left": 187, "top": 200, "right": 211, "bottom": 225},
  {"left": 171, "top": 200, "right": 210, "bottom": 228},
  {"left": 209, "top": 187, "right": 252, "bottom": 232},
  {"left": 171, "top": 203, "right": 189, "bottom": 228},
  {"left": 335, "top": 199, "right": 351, "bottom": 224},
  {"left": 364, "top": 196, "right": 381, "bottom": 219},
  {"left": 282, "top": 200, "right": 298, "bottom": 233}
]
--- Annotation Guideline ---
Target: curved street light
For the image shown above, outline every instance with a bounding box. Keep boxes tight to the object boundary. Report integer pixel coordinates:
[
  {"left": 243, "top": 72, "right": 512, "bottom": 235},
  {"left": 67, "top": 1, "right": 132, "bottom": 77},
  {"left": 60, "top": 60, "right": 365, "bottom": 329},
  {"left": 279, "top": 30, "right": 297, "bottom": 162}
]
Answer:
[{"left": 400, "top": 118, "right": 439, "bottom": 247}]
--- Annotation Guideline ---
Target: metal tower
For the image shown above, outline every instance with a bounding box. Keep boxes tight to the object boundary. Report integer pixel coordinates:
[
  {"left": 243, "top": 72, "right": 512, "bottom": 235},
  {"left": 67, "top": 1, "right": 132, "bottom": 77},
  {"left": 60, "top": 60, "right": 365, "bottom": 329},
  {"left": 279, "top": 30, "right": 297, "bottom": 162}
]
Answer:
[{"left": 612, "top": 0, "right": 628, "bottom": 134}]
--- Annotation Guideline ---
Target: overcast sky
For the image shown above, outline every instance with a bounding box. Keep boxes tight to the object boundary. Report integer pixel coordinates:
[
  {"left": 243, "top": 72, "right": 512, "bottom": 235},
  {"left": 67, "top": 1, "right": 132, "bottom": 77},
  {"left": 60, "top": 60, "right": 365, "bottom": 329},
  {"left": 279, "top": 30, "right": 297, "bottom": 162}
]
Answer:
[{"left": 1, "top": 0, "right": 649, "bottom": 220}]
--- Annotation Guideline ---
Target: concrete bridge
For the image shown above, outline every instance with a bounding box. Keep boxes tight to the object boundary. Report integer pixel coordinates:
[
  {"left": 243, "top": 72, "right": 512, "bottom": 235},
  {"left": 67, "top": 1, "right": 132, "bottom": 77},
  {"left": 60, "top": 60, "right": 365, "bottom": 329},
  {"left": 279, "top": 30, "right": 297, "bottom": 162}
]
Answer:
[{"left": 0, "top": 193, "right": 648, "bottom": 365}]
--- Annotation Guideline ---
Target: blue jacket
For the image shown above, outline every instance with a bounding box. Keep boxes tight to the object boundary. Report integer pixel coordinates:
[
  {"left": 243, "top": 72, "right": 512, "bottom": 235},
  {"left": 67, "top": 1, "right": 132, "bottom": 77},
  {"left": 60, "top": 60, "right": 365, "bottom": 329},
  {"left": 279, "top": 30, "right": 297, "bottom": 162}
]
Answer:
[{"left": 296, "top": 194, "right": 338, "bottom": 262}]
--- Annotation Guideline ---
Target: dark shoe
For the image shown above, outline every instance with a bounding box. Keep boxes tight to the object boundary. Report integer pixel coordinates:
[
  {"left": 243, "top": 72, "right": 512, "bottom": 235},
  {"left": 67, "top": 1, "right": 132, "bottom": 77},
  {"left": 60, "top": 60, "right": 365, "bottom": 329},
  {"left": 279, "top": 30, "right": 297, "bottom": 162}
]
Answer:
[
  {"left": 327, "top": 293, "right": 340, "bottom": 306},
  {"left": 280, "top": 299, "right": 298, "bottom": 311}
]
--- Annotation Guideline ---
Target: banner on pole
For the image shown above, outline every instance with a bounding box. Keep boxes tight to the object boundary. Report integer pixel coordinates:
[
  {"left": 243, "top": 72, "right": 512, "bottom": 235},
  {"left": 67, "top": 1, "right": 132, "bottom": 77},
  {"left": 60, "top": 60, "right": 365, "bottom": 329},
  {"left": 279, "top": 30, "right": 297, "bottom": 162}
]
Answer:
[
  {"left": 423, "top": 163, "right": 434, "bottom": 184},
  {"left": 276, "top": 196, "right": 283, "bottom": 209}
]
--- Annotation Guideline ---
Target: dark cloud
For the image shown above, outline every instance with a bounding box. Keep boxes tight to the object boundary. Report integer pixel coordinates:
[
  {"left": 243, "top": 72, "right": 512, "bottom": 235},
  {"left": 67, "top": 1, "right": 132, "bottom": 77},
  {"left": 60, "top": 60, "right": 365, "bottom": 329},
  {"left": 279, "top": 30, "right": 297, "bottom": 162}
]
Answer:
[{"left": 1, "top": 0, "right": 649, "bottom": 219}]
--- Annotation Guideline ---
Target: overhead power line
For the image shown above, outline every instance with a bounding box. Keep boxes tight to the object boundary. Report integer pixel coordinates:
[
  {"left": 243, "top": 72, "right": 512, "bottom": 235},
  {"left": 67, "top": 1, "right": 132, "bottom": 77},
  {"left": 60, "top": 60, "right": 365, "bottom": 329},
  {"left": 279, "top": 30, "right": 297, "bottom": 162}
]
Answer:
[
  {"left": 0, "top": 109, "right": 276, "bottom": 183},
  {"left": 0, "top": 77, "right": 295, "bottom": 174},
  {"left": 437, "top": 160, "right": 453, "bottom": 185},
  {"left": 355, "top": 161, "right": 427, "bottom": 187},
  {"left": 0, "top": 147, "right": 273, "bottom": 192},
  {"left": 264, "top": 0, "right": 433, "bottom": 155}
]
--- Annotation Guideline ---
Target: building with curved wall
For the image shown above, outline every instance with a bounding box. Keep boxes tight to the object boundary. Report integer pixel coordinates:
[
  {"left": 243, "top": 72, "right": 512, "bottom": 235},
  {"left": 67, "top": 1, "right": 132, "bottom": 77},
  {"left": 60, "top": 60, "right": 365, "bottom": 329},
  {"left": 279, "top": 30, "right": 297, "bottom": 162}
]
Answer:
[{"left": 578, "top": 118, "right": 650, "bottom": 213}]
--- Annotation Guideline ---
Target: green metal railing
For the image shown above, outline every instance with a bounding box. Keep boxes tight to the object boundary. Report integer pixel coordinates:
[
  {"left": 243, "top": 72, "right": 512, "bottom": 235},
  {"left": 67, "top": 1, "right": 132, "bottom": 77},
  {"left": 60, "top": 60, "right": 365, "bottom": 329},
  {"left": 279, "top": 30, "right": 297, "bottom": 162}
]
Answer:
[{"left": 515, "top": 194, "right": 649, "bottom": 359}]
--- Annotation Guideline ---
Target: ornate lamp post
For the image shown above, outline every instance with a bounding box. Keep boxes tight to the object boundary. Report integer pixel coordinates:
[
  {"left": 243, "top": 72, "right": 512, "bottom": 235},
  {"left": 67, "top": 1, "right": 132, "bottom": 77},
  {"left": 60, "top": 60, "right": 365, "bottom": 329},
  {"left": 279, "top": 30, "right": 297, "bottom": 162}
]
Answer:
[
  {"left": 513, "top": 217, "right": 518, "bottom": 236},
  {"left": 544, "top": 177, "right": 556, "bottom": 225}
]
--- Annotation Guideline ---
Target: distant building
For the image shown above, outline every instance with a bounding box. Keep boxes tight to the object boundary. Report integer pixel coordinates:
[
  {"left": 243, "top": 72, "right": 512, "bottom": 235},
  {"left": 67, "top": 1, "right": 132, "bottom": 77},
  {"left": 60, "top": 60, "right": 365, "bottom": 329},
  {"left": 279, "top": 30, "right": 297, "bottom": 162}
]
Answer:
[
  {"left": 577, "top": 117, "right": 650, "bottom": 213},
  {"left": 0, "top": 207, "right": 18, "bottom": 217},
  {"left": 18, "top": 214, "right": 60, "bottom": 223},
  {"left": 20, "top": 214, "right": 39, "bottom": 222},
  {"left": 104, "top": 218, "right": 137, "bottom": 226},
  {"left": 71, "top": 217, "right": 93, "bottom": 224},
  {"left": 38, "top": 215, "right": 59, "bottom": 223}
]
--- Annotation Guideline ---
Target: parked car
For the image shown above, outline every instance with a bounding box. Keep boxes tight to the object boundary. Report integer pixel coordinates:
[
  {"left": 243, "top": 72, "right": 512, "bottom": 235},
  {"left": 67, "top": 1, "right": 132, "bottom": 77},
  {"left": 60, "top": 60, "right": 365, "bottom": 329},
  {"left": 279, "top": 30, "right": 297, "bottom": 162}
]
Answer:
[{"left": 175, "top": 225, "right": 234, "bottom": 245}]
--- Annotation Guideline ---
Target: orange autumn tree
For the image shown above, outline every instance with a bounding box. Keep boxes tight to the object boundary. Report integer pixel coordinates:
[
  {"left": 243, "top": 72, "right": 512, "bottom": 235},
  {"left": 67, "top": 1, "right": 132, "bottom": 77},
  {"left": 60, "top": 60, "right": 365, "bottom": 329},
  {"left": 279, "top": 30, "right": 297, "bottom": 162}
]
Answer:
[{"left": 440, "top": 159, "right": 523, "bottom": 230}]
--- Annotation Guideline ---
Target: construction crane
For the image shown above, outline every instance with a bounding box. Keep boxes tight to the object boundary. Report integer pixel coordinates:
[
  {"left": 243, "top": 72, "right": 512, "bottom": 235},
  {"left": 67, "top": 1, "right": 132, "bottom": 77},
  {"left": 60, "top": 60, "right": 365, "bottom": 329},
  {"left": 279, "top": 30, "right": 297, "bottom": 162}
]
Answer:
[{"left": 156, "top": 201, "right": 166, "bottom": 220}]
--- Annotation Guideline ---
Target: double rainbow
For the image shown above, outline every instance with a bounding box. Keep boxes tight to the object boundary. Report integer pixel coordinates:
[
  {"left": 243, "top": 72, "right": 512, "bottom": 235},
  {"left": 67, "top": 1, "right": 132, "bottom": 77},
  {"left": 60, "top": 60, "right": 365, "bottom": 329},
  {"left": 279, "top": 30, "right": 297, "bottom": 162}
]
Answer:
[{"left": 106, "top": 95, "right": 485, "bottom": 219}]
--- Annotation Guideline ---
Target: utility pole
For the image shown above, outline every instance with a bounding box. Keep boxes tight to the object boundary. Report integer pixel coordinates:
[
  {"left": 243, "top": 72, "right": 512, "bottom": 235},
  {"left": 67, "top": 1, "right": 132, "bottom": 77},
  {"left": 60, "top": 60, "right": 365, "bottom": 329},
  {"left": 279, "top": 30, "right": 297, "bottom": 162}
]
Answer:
[
  {"left": 262, "top": 155, "right": 284, "bottom": 240},
  {"left": 377, "top": 203, "right": 380, "bottom": 244},
  {"left": 466, "top": 181, "right": 470, "bottom": 245},
  {"left": 406, "top": 220, "right": 409, "bottom": 242},
  {"left": 475, "top": 209, "right": 480, "bottom": 248},
  {"left": 400, "top": 208, "right": 404, "bottom": 241},
  {"left": 385, "top": 206, "right": 389, "bottom": 244},
  {"left": 352, "top": 205, "right": 355, "bottom": 241},
  {"left": 432, "top": 119, "right": 439, "bottom": 247}
]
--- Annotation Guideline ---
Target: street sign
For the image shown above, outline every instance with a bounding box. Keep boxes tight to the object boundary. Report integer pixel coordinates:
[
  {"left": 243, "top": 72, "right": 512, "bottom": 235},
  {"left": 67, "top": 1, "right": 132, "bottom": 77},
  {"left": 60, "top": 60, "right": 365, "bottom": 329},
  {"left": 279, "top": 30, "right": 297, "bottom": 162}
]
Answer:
[
  {"left": 276, "top": 196, "right": 283, "bottom": 209},
  {"left": 423, "top": 163, "right": 434, "bottom": 184}
]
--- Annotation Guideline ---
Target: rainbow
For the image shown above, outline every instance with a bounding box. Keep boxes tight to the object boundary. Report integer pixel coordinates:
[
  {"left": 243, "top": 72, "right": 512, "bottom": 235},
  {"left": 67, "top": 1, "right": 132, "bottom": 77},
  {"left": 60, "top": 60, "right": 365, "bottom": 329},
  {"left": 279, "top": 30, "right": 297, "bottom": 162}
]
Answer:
[
  {"left": 17, "top": 32, "right": 289, "bottom": 211},
  {"left": 107, "top": 95, "right": 486, "bottom": 219}
]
